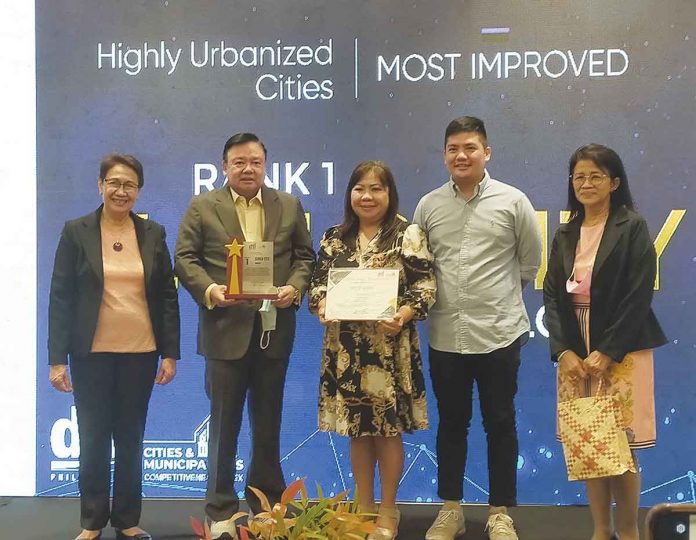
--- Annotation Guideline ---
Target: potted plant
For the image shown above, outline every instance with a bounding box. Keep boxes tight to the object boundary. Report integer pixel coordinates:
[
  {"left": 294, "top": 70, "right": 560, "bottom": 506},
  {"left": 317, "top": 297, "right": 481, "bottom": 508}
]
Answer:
[{"left": 191, "top": 478, "right": 376, "bottom": 540}]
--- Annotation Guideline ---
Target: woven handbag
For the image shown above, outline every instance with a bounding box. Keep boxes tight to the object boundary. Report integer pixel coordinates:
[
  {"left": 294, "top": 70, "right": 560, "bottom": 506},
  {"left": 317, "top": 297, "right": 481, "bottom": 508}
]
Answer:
[{"left": 557, "top": 380, "right": 636, "bottom": 481}]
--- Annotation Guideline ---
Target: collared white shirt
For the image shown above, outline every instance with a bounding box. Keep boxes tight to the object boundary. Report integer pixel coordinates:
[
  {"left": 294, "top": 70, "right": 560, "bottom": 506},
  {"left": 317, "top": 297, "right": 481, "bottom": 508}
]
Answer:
[{"left": 413, "top": 170, "right": 542, "bottom": 354}]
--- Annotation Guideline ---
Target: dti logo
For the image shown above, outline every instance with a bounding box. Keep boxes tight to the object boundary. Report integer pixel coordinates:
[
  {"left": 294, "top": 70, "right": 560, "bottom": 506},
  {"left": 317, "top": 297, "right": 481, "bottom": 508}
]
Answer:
[{"left": 50, "top": 406, "right": 80, "bottom": 458}]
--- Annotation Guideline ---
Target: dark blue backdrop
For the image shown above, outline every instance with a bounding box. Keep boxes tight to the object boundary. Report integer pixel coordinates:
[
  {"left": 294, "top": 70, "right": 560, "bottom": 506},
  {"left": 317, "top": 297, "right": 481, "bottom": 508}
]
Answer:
[{"left": 36, "top": 0, "right": 695, "bottom": 505}]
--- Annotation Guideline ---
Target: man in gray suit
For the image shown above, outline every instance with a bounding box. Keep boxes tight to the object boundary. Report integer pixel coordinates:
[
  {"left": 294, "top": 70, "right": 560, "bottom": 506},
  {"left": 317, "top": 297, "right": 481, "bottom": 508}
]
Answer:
[{"left": 175, "top": 133, "right": 315, "bottom": 540}]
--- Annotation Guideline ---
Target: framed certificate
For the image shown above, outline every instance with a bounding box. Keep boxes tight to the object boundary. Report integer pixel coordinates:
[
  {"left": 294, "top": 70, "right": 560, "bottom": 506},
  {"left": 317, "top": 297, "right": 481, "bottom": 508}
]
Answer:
[
  {"left": 225, "top": 239, "right": 278, "bottom": 299},
  {"left": 324, "top": 268, "right": 400, "bottom": 321}
]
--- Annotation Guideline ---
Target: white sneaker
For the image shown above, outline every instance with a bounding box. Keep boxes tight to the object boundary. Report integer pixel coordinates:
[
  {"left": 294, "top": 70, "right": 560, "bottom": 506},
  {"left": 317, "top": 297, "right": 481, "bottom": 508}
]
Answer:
[
  {"left": 210, "top": 517, "right": 239, "bottom": 540},
  {"left": 485, "top": 512, "right": 518, "bottom": 540},
  {"left": 425, "top": 508, "right": 467, "bottom": 540}
]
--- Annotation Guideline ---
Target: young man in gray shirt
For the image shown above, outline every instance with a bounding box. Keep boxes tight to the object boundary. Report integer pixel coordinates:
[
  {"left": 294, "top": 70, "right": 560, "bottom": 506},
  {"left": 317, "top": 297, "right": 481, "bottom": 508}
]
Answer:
[{"left": 414, "top": 116, "right": 542, "bottom": 540}]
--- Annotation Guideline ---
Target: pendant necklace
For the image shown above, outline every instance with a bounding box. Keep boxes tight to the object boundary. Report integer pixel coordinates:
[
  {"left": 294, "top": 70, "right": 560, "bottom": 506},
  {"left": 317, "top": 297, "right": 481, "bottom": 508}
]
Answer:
[{"left": 102, "top": 216, "right": 132, "bottom": 252}]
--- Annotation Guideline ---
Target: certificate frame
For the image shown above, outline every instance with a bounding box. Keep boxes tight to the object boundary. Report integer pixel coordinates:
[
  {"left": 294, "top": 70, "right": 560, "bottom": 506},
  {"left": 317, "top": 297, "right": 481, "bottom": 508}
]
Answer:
[{"left": 324, "top": 267, "right": 399, "bottom": 321}]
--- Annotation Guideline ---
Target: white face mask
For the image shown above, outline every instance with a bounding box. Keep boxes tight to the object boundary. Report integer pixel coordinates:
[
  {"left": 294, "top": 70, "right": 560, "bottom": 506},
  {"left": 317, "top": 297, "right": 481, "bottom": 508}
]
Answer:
[
  {"left": 566, "top": 268, "right": 592, "bottom": 296},
  {"left": 258, "top": 299, "right": 276, "bottom": 349}
]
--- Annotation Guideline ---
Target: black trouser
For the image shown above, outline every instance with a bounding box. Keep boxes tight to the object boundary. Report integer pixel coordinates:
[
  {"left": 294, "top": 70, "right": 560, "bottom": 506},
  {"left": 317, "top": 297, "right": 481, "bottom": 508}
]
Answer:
[
  {"left": 71, "top": 352, "right": 158, "bottom": 530},
  {"left": 429, "top": 338, "right": 521, "bottom": 507},
  {"left": 204, "top": 320, "right": 290, "bottom": 520}
]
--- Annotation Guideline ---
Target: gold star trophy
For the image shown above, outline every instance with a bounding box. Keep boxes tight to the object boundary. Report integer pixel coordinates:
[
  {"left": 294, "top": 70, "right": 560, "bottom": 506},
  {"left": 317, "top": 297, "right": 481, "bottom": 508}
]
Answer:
[{"left": 225, "top": 238, "right": 278, "bottom": 299}]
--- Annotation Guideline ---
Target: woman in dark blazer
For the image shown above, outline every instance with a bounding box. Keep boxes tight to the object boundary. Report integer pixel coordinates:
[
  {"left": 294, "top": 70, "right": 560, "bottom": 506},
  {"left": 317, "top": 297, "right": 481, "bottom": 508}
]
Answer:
[
  {"left": 543, "top": 144, "right": 666, "bottom": 540},
  {"left": 48, "top": 153, "right": 180, "bottom": 540}
]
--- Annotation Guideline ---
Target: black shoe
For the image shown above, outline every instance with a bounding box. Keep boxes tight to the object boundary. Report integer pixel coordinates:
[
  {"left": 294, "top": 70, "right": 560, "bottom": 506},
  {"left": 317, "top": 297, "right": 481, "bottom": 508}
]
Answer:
[{"left": 115, "top": 530, "right": 152, "bottom": 540}]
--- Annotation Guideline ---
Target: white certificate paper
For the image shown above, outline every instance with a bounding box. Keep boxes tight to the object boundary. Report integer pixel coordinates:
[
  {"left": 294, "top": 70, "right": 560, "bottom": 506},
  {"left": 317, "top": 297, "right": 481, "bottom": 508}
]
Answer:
[{"left": 324, "top": 268, "right": 399, "bottom": 321}]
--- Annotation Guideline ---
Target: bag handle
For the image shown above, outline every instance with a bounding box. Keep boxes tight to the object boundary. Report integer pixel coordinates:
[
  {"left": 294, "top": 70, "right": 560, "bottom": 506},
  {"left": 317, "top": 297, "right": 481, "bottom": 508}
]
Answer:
[
  {"left": 567, "top": 374, "right": 607, "bottom": 399},
  {"left": 596, "top": 377, "right": 606, "bottom": 396}
]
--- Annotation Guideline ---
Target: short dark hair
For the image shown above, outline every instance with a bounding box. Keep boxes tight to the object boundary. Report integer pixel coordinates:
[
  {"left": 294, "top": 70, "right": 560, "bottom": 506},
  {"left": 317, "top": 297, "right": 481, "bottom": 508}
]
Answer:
[
  {"left": 567, "top": 143, "right": 634, "bottom": 219},
  {"left": 339, "top": 160, "right": 401, "bottom": 251},
  {"left": 222, "top": 133, "right": 267, "bottom": 162},
  {"left": 99, "top": 153, "right": 144, "bottom": 188},
  {"left": 444, "top": 116, "right": 488, "bottom": 147}
]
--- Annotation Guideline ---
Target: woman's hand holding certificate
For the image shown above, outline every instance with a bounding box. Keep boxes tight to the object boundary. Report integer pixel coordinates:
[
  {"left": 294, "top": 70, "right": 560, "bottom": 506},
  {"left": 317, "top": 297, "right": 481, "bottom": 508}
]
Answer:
[{"left": 378, "top": 305, "right": 415, "bottom": 336}]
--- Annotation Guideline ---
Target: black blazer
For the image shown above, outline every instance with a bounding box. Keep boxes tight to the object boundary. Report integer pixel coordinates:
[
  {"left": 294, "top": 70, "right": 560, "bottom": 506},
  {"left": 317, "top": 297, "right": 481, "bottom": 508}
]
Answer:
[
  {"left": 48, "top": 206, "right": 180, "bottom": 365},
  {"left": 543, "top": 205, "right": 666, "bottom": 362}
]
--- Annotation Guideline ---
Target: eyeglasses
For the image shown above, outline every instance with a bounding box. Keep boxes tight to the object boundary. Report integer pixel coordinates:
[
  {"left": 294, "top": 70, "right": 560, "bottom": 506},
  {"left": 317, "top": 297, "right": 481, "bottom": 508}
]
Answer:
[
  {"left": 103, "top": 178, "right": 140, "bottom": 193},
  {"left": 570, "top": 173, "right": 609, "bottom": 186}
]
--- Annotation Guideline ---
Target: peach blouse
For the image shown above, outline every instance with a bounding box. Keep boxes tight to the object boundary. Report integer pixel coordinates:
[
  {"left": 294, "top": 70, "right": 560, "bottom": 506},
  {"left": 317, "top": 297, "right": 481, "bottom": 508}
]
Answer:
[{"left": 91, "top": 224, "right": 156, "bottom": 353}]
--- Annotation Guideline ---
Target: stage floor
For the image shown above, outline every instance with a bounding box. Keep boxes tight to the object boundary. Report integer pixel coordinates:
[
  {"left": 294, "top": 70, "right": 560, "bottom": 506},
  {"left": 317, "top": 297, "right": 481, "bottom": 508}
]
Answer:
[{"left": 0, "top": 497, "right": 648, "bottom": 539}]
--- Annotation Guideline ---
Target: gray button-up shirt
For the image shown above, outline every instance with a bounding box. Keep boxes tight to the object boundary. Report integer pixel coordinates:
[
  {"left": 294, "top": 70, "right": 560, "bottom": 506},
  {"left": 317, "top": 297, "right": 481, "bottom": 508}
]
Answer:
[{"left": 413, "top": 171, "right": 542, "bottom": 354}]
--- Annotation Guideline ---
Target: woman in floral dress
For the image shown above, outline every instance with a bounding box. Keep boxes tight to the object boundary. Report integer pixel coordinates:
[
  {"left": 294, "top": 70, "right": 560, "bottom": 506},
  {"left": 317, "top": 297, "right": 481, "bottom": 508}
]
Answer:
[{"left": 309, "top": 161, "right": 436, "bottom": 540}]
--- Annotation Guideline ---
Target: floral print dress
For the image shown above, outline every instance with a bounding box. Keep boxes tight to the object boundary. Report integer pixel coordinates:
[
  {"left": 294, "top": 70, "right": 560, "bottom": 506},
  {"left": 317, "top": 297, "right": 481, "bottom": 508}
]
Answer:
[{"left": 309, "top": 221, "right": 436, "bottom": 437}]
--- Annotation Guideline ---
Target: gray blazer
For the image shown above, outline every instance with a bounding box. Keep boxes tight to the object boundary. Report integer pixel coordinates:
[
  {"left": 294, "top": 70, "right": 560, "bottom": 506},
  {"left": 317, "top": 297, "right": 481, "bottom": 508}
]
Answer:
[{"left": 174, "top": 185, "right": 315, "bottom": 360}]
